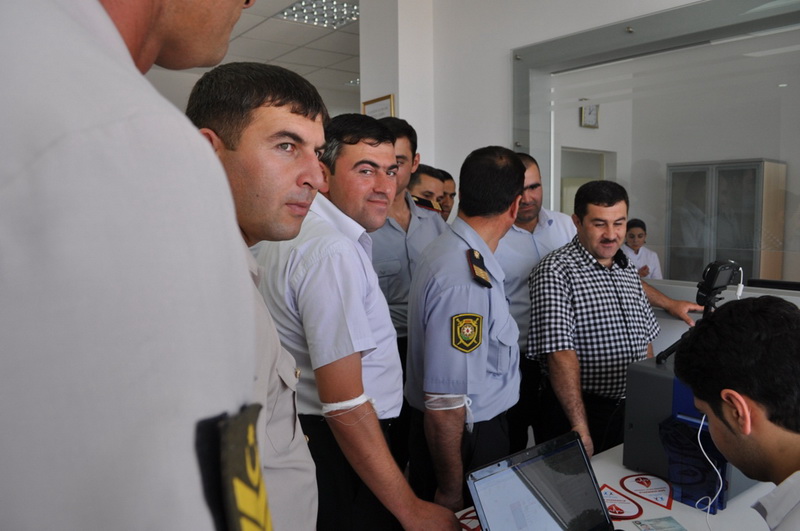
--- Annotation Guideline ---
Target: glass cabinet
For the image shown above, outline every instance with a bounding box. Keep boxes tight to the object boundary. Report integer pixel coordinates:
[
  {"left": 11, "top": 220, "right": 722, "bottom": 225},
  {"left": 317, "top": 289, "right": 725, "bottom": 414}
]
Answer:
[{"left": 666, "top": 159, "right": 786, "bottom": 282}]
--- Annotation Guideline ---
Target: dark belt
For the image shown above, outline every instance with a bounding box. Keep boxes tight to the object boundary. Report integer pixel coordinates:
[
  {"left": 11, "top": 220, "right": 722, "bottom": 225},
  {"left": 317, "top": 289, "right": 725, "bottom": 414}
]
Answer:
[
  {"left": 299, "top": 414, "right": 394, "bottom": 433},
  {"left": 582, "top": 392, "right": 626, "bottom": 408}
]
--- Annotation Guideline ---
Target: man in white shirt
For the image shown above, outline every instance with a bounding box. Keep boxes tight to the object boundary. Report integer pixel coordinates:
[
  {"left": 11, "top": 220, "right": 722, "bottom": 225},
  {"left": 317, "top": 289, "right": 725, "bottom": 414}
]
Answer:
[
  {"left": 187, "top": 62, "right": 328, "bottom": 531},
  {"left": 1, "top": 1, "right": 268, "bottom": 529},
  {"left": 253, "top": 114, "right": 458, "bottom": 530},
  {"left": 496, "top": 153, "right": 576, "bottom": 452},
  {"left": 674, "top": 296, "right": 800, "bottom": 531}
]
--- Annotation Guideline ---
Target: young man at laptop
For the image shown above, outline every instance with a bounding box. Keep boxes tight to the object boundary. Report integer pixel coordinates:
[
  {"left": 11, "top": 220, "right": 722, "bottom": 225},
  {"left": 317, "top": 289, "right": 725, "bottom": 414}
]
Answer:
[{"left": 675, "top": 295, "right": 800, "bottom": 531}]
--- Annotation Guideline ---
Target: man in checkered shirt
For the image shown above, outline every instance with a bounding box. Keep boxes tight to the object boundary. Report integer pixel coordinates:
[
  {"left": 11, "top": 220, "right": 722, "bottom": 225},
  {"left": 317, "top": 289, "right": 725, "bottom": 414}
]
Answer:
[{"left": 528, "top": 180, "right": 659, "bottom": 456}]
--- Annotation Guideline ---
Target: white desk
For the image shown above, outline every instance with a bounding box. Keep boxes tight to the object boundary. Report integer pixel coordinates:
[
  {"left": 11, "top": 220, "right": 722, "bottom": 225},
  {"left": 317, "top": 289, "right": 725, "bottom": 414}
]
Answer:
[{"left": 592, "top": 445, "right": 772, "bottom": 530}]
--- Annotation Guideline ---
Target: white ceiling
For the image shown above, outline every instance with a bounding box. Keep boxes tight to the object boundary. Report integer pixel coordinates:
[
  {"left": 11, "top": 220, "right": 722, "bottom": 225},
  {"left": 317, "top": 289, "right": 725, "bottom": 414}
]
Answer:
[{"left": 185, "top": 0, "right": 360, "bottom": 94}]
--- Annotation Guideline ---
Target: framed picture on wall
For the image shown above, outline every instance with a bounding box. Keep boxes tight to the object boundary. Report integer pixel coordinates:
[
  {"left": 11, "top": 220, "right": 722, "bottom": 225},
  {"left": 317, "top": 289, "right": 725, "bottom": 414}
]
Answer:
[{"left": 362, "top": 94, "right": 395, "bottom": 119}]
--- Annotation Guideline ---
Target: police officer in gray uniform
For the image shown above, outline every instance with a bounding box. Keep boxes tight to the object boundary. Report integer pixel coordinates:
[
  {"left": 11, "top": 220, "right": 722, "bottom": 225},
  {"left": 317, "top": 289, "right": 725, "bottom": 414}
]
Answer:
[
  {"left": 405, "top": 145, "right": 524, "bottom": 512},
  {"left": 371, "top": 117, "right": 447, "bottom": 468}
]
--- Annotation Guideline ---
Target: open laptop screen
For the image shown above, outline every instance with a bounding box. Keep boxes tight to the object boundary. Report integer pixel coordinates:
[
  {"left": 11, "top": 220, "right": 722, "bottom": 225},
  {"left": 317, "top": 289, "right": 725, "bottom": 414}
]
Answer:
[{"left": 466, "top": 432, "right": 613, "bottom": 531}]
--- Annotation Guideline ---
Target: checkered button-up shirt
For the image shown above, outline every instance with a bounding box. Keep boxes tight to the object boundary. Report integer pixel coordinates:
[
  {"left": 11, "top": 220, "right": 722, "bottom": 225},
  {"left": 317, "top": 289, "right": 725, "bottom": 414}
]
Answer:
[{"left": 527, "top": 236, "right": 659, "bottom": 399}]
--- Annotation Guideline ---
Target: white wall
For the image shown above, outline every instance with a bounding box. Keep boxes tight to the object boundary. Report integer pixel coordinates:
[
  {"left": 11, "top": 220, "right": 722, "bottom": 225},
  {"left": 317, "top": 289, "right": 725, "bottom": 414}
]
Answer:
[
  {"left": 360, "top": 0, "right": 436, "bottom": 163},
  {"left": 419, "top": 0, "right": 697, "bottom": 173}
]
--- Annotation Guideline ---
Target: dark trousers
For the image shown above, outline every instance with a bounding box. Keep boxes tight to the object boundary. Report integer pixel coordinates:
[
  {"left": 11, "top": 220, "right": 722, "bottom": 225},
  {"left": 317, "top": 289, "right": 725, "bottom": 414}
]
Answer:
[
  {"left": 407, "top": 407, "right": 510, "bottom": 508},
  {"left": 299, "top": 415, "right": 402, "bottom": 531},
  {"left": 388, "top": 335, "right": 411, "bottom": 470},
  {"left": 537, "top": 382, "right": 626, "bottom": 454},
  {"left": 506, "top": 358, "right": 544, "bottom": 452}
]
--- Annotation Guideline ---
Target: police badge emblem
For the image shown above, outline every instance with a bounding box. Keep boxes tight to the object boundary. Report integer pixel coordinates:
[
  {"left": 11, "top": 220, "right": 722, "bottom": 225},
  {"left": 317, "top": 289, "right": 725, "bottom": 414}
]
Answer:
[{"left": 451, "top": 313, "right": 483, "bottom": 353}]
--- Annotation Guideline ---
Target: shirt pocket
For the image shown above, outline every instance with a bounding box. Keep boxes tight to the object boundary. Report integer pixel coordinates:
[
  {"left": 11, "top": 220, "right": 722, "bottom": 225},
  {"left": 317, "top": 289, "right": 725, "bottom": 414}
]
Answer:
[
  {"left": 264, "top": 351, "right": 300, "bottom": 455},
  {"left": 373, "top": 259, "right": 402, "bottom": 293},
  {"left": 488, "top": 316, "right": 518, "bottom": 375}
]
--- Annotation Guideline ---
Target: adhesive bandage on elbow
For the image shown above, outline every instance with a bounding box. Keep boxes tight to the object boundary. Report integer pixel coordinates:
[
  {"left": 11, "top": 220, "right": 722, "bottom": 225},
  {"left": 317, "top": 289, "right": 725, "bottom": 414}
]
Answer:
[
  {"left": 321, "top": 394, "right": 376, "bottom": 425},
  {"left": 425, "top": 394, "right": 475, "bottom": 432}
]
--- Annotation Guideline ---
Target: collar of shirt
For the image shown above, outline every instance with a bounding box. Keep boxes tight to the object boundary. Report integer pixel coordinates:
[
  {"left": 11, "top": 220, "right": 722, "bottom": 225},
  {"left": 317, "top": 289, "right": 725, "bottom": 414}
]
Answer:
[
  {"left": 450, "top": 217, "right": 506, "bottom": 283},
  {"left": 405, "top": 190, "right": 424, "bottom": 217},
  {"left": 243, "top": 242, "right": 262, "bottom": 288},
  {"left": 309, "top": 194, "right": 372, "bottom": 257},
  {"left": 569, "top": 235, "right": 629, "bottom": 272},
  {"left": 384, "top": 191, "right": 428, "bottom": 233},
  {"left": 508, "top": 223, "right": 531, "bottom": 237},
  {"left": 753, "top": 470, "right": 800, "bottom": 530},
  {"left": 534, "top": 208, "right": 557, "bottom": 234},
  {"left": 507, "top": 208, "right": 560, "bottom": 237}
]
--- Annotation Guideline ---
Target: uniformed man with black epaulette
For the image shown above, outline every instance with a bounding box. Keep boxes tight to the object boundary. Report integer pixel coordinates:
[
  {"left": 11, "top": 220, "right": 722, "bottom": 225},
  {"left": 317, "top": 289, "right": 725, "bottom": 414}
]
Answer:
[{"left": 404, "top": 145, "right": 525, "bottom": 512}]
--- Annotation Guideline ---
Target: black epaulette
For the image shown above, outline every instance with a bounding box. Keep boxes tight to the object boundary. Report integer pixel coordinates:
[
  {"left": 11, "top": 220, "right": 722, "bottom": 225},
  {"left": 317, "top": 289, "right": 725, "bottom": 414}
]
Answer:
[
  {"left": 411, "top": 195, "right": 442, "bottom": 212},
  {"left": 466, "top": 249, "right": 492, "bottom": 288}
]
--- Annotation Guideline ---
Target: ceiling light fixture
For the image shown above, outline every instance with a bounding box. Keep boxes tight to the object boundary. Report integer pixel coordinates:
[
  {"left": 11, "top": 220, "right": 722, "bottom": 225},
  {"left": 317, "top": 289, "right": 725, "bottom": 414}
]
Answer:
[{"left": 275, "top": 1, "right": 359, "bottom": 29}]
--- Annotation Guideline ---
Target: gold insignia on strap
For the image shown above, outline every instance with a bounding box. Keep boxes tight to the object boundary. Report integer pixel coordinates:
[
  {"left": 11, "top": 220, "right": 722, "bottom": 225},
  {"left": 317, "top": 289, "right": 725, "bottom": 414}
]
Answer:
[
  {"left": 466, "top": 249, "right": 492, "bottom": 288},
  {"left": 451, "top": 313, "right": 483, "bottom": 353},
  {"left": 411, "top": 195, "right": 443, "bottom": 212}
]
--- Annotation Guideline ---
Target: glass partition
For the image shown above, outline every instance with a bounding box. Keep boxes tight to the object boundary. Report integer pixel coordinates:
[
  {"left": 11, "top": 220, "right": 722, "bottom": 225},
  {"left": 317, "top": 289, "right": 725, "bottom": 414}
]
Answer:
[{"left": 512, "top": 1, "right": 800, "bottom": 281}]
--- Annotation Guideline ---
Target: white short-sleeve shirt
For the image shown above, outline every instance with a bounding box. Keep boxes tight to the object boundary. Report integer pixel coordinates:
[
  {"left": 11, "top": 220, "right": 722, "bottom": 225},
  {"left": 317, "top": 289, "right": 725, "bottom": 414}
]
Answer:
[
  {"left": 1, "top": 2, "right": 262, "bottom": 528},
  {"left": 495, "top": 208, "right": 576, "bottom": 351},
  {"left": 622, "top": 244, "right": 663, "bottom": 279},
  {"left": 254, "top": 194, "right": 403, "bottom": 419},
  {"left": 753, "top": 470, "right": 800, "bottom": 531}
]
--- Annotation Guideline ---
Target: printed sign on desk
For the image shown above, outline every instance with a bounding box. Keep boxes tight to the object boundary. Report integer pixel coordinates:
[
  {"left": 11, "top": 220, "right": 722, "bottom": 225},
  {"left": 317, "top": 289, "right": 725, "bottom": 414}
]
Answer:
[
  {"left": 601, "top": 484, "right": 643, "bottom": 520},
  {"left": 621, "top": 474, "right": 673, "bottom": 509},
  {"left": 456, "top": 507, "right": 481, "bottom": 531}
]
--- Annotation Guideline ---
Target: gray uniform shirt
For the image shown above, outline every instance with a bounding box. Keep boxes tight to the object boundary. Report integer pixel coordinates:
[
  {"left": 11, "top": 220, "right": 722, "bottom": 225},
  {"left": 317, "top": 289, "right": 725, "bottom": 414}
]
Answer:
[
  {"left": 371, "top": 191, "right": 447, "bottom": 337},
  {"left": 406, "top": 218, "right": 521, "bottom": 422}
]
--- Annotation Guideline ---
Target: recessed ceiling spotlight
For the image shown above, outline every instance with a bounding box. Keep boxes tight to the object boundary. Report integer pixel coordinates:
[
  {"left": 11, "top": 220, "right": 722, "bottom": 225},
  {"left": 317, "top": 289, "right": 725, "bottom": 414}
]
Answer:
[
  {"left": 275, "top": 1, "right": 359, "bottom": 29},
  {"left": 778, "top": 83, "right": 789, "bottom": 87}
]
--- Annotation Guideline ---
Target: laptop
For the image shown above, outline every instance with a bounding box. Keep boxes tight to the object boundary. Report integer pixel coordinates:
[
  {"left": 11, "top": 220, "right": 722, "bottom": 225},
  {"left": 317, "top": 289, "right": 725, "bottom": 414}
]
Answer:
[{"left": 466, "top": 431, "right": 615, "bottom": 531}]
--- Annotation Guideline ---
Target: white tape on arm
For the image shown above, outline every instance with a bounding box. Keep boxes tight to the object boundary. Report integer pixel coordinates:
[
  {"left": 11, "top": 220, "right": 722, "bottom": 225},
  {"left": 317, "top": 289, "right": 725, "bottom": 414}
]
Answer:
[
  {"left": 320, "top": 393, "right": 376, "bottom": 425},
  {"left": 320, "top": 393, "right": 374, "bottom": 416},
  {"left": 424, "top": 394, "right": 474, "bottom": 432}
]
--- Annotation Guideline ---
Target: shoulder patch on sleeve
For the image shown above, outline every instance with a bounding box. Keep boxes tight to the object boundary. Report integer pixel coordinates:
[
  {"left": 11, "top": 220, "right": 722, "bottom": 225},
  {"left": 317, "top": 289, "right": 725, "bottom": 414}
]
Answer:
[
  {"left": 466, "top": 249, "right": 492, "bottom": 288},
  {"left": 451, "top": 313, "right": 483, "bottom": 353}
]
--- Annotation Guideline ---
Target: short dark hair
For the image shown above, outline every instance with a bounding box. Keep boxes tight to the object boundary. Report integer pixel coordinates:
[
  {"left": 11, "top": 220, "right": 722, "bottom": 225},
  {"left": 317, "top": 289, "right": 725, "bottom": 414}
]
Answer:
[
  {"left": 574, "top": 180, "right": 629, "bottom": 220},
  {"left": 409, "top": 164, "right": 443, "bottom": 188},
  {"left": 319, "top": 114, "right": 395, "bottom": 174},
  {"left": 458, "top": 146, "right": 524, "bottom": 217},
  {"left": 627, "top": 218, "right": 647, "bottom": 232},
  {"left": 674, "top": 296, "right": 800, "bottom": 434},
  {"left": 186, "top": 62, "right": 329, "bottom": 149},
  {"left": 515, "top": 152, "right": 539, "bottom": 170},
  {"left": 438, "top": 169, "right": 454, "bottom": 183},
  {"left": 378, "top": 117, "right": 417, "bottom": 156}
]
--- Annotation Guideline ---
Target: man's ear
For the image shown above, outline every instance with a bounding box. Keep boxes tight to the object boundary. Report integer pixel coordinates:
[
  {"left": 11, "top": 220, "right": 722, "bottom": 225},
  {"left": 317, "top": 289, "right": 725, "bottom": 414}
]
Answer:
[
  {"left": 720, "top": 389, "right": 753, "bottom": 435},
  {"left": 509, "top": 195, "right": 522, "bottom": 222},
  {"left": 410, "top": 152, "right": 421, "bottom": 174},
  {"left": 320, "top": 163, "right": 333, "bottom": 195},
  {"left": 572, "top": 213, "right": 581, "bottom": 229},
  {"left": 199, "top": 128, "right": 226, "bottom": 155}
]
